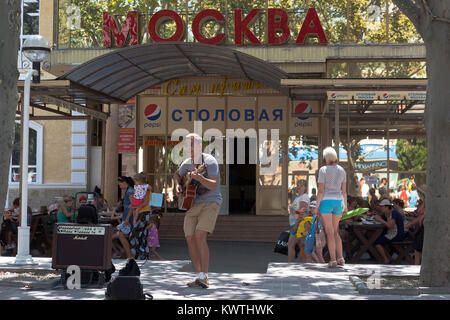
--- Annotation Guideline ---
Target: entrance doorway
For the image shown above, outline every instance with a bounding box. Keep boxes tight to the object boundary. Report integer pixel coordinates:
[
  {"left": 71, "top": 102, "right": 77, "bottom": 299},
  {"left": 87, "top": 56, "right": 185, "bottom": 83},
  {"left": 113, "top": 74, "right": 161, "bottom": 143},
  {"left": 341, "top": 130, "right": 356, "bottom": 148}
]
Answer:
[{"left": 228, "top": 138, "right": 256, "bottom": 215}]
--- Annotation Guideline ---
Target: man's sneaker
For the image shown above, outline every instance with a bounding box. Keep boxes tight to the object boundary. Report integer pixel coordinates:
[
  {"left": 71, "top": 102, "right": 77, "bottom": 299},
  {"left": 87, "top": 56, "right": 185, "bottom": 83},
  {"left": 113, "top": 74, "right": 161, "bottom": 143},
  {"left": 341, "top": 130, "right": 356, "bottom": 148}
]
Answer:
[
  {"left": 187, "top": 279, "right": 201, "bottom": 288},
  {"left": 195, "top": 277, "right": 209, "bottom": 289}
]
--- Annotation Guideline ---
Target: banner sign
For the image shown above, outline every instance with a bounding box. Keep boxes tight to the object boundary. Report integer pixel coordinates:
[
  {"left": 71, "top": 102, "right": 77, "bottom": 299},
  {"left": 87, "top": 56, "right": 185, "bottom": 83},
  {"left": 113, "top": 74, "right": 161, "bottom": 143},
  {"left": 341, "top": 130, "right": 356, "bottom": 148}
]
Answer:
[
  {"left": 363, "top": 175, "right": 378, "bottom": 185},
  {"left": 356, "top": 161, "right": 387, "bottom": 171},
  {"left": 328, "top": 91, "right": 427, "bottom": 101},
  {"left": 118, "top": 99, "right": 136, "bottom": 153},
  {"left": 118, "top": 128, "right": 135, "bottom": 153}
]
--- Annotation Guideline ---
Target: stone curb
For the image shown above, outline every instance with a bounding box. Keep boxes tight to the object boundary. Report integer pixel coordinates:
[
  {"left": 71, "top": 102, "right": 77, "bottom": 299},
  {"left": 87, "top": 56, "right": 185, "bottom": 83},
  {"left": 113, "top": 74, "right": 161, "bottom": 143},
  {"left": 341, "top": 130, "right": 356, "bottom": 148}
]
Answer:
[
  {"left": 349, "top": 275, "right": 450, "bottom": 295},
  {"left": 0, "top": 278, "right": 61, "bottom": 290},
  {"left": 349, "top": 275, "right": 420, "bottom": 295},
  {"left": 0, "top": 268, "right": 61, "bottom": 290}
]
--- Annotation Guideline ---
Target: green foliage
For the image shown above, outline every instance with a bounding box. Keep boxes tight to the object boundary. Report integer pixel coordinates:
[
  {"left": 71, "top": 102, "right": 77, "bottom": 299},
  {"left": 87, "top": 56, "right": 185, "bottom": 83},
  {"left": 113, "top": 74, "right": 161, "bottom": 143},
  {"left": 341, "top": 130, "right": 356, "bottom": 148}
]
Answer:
[{"left": 396, "top": 138, "right": 427, "bottom": 171}]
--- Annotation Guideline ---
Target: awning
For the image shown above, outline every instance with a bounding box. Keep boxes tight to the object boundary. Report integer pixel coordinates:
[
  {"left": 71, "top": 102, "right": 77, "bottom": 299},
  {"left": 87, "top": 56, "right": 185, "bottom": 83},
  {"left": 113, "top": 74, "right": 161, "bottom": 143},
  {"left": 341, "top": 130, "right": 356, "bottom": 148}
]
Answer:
[{"left": 59, "top": 43, "right": 292, "bottom": 103}]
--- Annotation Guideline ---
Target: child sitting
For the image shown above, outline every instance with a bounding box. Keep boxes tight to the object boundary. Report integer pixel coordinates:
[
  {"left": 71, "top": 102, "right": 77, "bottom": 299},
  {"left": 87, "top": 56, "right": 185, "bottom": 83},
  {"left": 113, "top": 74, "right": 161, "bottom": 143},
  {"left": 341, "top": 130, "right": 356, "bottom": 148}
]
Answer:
[
  {"left": 146, "top": 215, "right": 162, "bottom": 260},
  {"left": 298, "top": 206, "right": 326, "bottom": 263},
  {"left": 295, "top": 208, "right": 313, "bottom": 261},
  {"left": 129, "top": 172, "right": 152, "bottom": 224}
]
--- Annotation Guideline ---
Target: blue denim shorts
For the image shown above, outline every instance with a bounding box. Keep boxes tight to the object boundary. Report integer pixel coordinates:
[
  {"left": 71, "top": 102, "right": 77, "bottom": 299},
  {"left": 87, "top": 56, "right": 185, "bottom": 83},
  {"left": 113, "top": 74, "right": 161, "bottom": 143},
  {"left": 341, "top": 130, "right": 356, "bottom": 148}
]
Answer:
[{"left": 319, "top": 199, "right": 344, "bottom": 215}]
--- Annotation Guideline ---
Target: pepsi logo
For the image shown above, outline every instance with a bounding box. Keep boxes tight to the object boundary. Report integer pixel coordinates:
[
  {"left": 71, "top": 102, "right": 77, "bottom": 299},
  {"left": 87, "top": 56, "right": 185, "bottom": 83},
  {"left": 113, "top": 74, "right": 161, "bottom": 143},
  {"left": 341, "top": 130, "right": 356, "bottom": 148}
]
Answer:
[
  {"left": 144, "top": 104, "right": 161, "bottom": 121},
  {"left": 383, "top": 93, "right": 389, "bottom": 99},
  {"left": 331, "top": 93, "right": 336, "bottom": 99},
  {"left": 294, "top": 103, "right": 312, "bottom": 120}
]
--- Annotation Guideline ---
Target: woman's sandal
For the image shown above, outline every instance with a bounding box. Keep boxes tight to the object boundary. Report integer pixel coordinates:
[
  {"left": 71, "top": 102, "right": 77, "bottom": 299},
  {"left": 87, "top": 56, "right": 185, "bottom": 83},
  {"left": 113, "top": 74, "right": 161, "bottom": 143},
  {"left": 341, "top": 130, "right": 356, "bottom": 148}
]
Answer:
[
  {"left": 328, "top": 260, "right": 338, "bottom": 268},
  {"left": 337, "top": 257, "right": 345, "bottom": 266}
]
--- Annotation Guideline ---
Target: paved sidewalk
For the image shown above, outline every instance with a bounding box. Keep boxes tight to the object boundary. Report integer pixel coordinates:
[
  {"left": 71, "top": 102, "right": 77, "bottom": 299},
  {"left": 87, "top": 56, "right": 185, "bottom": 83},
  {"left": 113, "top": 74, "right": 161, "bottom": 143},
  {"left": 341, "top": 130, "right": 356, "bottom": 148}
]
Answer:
[{"left": 0, "top": 240, "right": 449, "bottom": 300}]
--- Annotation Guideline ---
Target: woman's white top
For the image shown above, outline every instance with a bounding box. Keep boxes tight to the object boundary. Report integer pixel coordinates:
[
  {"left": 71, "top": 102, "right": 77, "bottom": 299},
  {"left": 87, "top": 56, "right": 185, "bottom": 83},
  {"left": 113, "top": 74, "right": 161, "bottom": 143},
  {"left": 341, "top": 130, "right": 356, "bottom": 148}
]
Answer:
[
  {"left": 289, "top": 193, "right": 310, "bottom": 226},
  {"left": 318, "top": 164, "right": 346, "bottom": 200}
]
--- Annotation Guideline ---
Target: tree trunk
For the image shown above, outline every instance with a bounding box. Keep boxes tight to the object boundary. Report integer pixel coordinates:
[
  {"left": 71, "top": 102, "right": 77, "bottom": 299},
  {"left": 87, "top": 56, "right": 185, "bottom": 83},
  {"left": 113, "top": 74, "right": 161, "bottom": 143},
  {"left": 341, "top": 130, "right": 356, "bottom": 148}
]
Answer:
[
  {"left": 392, "top": 0, "right": 450, "bottom": 288},
  {"left": 0, "top": 1, "right": 21, "bottom": 210},
  {"left": 342, "top": 140, "right": 359, "bottom": 196},
  {"left": 419, "top": 15, "right": 450, "bottom": 287}
]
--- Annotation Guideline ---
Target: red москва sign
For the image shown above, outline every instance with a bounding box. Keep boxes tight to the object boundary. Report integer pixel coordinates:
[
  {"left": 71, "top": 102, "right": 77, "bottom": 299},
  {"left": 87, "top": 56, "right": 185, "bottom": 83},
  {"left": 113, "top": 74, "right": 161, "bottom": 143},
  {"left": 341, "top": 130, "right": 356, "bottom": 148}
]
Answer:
[{"left": 103, "top": 8, "right": 328, "bottom": 47}]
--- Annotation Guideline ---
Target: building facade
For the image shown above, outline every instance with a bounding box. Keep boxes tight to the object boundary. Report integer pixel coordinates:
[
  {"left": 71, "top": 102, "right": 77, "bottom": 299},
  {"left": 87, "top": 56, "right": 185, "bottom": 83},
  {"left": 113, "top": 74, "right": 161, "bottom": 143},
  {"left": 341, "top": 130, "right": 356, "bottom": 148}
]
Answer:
[{"left": 11, "top": 0, "right": 427, "bottom": 218}]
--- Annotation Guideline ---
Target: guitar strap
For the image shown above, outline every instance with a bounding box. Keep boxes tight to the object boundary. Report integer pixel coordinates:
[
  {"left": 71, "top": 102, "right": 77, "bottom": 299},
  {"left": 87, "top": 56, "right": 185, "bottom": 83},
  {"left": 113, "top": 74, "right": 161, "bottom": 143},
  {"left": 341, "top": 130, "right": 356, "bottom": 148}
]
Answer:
[{"left": 192, "top": 154, "right": 208, "bottom": 195}]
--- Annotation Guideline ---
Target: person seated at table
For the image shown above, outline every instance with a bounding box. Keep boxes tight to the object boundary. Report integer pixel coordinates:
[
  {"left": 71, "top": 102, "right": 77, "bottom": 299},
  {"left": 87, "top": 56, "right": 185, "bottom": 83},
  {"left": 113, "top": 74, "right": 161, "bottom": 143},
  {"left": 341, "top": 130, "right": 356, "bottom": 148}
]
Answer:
[
  {"left": 378, "top": 187, "right": 389, "bottom": 201},
  {"left": 347, "top": 196, "right": 358, "bottom": 211},
  {"left": 96, "top": 193, "right": 110, "bottom": 212},
  {"left": 1, "top": 198, "right": 32, "bottom": 252},
  {"left": 1, "top": 207, "right": 18, "bottom": 251},
  {"left": 412, "top": 199, "right": 425, "bottom": 217},
  {"left": 373, "top": 199, "right": 406, "bottom": 264},
  {"left": 392, "top": 199, "right": 406, "bottom": 215},
  {"left": 368, "top": 188, "right": 378, "bottom": 212},
  {"left": 78, "top": 196, "right": 87, "bottom": 206},
  {"left": 57, "top": 196, "right": 76, "bottom": 223},
  {"left": 405, "top": 201, "right": 425, "bottom": 265}
]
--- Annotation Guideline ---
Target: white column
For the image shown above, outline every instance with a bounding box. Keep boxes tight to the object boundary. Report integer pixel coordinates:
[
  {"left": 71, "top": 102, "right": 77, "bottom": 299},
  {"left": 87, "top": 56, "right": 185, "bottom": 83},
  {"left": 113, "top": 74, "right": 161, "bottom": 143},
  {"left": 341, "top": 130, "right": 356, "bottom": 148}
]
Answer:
[{"left": 12, "top": 69, "right": 36, "bottom": 265}]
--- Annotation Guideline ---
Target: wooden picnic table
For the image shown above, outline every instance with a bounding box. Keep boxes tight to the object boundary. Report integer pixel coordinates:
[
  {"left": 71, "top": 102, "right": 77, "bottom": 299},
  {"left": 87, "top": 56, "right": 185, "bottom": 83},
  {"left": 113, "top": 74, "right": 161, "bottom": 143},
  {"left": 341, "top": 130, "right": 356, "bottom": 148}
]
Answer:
[{"left": 350, "top": 221, "right": 385, "bottom": 264}]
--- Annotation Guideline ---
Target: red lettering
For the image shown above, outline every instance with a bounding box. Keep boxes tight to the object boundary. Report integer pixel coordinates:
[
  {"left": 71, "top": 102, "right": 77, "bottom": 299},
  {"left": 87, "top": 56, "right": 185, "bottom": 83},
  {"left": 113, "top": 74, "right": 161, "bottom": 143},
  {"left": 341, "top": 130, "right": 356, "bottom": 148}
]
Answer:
[
  {"left": 267, "top": 8, "right": 290, "bottom": 45},
  {"left": 103, "top": 11, "right": 138, "bottom": 47},
  {"left": 148, "top": 10, "right": 185, "bottom": 42},
  {"left": 192, "top": 9, "right": 226, "bottom": 45},
  {"left": 102, "top": 8, "right": 328, "bottom": 47},
  {"left": 296, "top": 8, "right": 328, "bottom": 44},
  {"left": 234, "top": 9, "right": 261, "bottom": 45}
]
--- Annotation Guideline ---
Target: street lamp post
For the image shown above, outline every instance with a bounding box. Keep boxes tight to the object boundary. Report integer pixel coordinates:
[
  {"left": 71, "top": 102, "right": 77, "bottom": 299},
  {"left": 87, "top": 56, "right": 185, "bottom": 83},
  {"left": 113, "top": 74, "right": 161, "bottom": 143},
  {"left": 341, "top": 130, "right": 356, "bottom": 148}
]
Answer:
[{"left": 11, "top": 35, "right": 50, "bottom": 265}]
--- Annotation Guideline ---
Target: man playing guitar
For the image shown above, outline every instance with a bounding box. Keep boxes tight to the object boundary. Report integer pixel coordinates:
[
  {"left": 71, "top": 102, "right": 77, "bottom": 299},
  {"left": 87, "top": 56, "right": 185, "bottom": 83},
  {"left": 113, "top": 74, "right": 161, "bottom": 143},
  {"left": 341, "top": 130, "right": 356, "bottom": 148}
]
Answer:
[{"left": 173, "top": 133, "right": 222, "bottom": 289}]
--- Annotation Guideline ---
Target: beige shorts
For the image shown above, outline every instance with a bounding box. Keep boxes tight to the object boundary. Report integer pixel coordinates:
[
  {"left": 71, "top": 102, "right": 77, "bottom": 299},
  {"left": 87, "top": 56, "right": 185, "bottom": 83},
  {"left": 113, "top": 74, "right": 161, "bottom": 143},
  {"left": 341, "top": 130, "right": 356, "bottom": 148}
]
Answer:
[{"left": 183, "top": 202, "right": 221, "bottom": 237}]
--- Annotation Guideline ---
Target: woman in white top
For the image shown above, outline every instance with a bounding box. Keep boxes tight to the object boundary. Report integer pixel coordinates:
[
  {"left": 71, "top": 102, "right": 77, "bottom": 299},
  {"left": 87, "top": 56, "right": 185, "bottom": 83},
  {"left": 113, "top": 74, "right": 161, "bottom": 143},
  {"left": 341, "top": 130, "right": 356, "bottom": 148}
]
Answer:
[
  {"left": 287, "top": 179, "right": 310, "bottom": 262},
  {"left": 314, "top": 147, "right": 347, "bottom": 268}
]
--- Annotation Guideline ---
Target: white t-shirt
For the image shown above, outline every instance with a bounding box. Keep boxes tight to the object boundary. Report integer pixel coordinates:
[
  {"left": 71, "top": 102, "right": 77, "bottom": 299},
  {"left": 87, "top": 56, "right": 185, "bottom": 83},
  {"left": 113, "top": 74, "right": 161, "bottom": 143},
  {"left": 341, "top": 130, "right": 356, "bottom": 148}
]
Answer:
[
  {"left": 289, "top": 193, "right": 310, "bottom": 226},
  {"left": 361, "top": 184, "right": 370, "bottom": 198},
  {"left": 318, "top": 165, "right": 346, "bottom": 200}
]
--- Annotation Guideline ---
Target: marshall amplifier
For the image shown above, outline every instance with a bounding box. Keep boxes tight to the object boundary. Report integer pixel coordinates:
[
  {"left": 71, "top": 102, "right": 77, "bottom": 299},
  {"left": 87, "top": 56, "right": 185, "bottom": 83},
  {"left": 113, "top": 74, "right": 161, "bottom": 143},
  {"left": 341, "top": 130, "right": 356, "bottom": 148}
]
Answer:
[{"left": 52, "top": 223, "right": 112, "bottom": 270}]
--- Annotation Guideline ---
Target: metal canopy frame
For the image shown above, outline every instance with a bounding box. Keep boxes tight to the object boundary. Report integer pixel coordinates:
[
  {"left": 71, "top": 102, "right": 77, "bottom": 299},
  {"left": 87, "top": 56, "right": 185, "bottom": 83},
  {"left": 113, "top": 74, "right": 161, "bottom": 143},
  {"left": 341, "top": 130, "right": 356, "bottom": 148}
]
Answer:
[
  {"left": 16, "top": 80, "right": 113, "bottom": 121},
  {"left": 59, "top": 43, "right": 292, "bottom": 103},
  {"left": 282, "top": 78, "right": 428, "bottom": 139}
]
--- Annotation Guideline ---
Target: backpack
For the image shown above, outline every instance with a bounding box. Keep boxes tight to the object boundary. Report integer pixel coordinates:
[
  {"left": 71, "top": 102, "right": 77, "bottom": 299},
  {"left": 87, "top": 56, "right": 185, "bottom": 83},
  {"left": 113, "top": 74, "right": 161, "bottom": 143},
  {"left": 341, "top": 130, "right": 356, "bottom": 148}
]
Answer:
[
  {"left": 105, "top": 259, "right": 153, "bottom": 300},
  {"left": 77, "top": 204, "right": 98, "bottom": 224},
  {"left": 304, "top": 216, "right": 318, "bottom": 255},
  {"left": 119, "top": 258, "right": 140, "bottom": 277}
]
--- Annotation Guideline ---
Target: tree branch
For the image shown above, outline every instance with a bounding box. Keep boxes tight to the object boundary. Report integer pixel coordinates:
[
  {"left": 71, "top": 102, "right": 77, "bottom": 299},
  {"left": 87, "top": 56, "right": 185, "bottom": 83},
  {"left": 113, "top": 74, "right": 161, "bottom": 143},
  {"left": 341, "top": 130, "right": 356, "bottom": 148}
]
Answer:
[
  {"left": 358, "top": 144, "right": 387, "bottom": 161},
  {"left": 392, "top": 0, "right": 423, "bottom": 32},
  {"left": 422, "top": 0, "right": 450, "bottom": 24}
]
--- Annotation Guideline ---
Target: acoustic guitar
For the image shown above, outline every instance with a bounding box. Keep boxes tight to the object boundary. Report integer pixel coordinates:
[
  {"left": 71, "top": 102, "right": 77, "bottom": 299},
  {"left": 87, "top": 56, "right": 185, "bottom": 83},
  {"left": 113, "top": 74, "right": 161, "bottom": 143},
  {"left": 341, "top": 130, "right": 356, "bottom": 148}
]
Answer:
[{"left": 178, "top": 164, "right": 207, "bottom": 211}]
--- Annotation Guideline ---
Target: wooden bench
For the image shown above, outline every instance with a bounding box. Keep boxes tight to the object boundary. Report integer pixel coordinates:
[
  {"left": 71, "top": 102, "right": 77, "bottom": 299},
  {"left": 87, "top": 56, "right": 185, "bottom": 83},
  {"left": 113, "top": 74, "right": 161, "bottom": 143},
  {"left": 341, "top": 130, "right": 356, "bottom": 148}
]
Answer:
[{"left": 388, "top": 240, "right": 415, "bottom": 264}]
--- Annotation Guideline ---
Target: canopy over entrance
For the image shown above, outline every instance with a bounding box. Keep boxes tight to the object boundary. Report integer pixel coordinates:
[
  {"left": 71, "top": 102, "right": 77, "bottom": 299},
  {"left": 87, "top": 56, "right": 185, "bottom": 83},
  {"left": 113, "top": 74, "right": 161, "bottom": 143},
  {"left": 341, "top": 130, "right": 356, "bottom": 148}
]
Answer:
[{"left": 59, "top": 43, "right": 292, "bottom": 103}]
